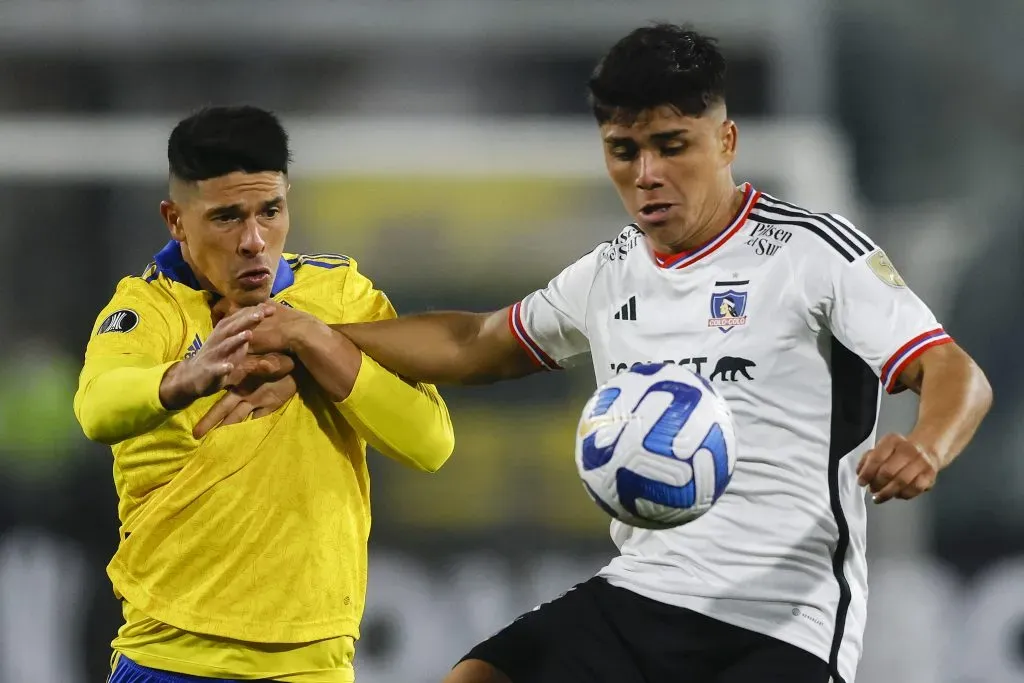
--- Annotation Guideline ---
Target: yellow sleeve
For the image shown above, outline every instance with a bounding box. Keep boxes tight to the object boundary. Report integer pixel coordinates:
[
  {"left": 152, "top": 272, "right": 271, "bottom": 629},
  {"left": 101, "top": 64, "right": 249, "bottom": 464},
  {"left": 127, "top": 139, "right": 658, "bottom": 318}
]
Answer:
[
  {"left": 74, "top": 277, "right": 183, "bottom": 445},
  {"left": 336, "top": 260, "right": 455, "bottom": 472}
]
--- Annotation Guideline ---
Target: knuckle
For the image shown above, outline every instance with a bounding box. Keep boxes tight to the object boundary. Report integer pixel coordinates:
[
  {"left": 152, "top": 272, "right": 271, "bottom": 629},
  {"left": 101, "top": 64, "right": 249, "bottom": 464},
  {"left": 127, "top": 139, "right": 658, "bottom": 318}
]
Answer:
[{"left": 877, "top": 464, "right": 898, "bottom": 480}]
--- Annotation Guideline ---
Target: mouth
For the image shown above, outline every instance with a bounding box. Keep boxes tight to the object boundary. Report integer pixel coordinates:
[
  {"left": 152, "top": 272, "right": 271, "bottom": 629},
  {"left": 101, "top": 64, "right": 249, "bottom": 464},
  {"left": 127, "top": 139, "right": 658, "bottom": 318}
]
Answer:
[
  {"left": 639, "top": 202, "right": 675, "bottom": 223},
  {"left": 237, "top": 267, "right": 272, "bottom": 288}
]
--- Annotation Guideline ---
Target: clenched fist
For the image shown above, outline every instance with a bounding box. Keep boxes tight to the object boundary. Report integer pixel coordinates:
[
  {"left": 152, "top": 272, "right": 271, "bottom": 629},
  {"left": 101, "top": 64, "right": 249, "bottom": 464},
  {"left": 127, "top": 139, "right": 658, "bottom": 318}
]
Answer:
[{"left": 856, "top": 433, "right": 940, "bottom": 504}]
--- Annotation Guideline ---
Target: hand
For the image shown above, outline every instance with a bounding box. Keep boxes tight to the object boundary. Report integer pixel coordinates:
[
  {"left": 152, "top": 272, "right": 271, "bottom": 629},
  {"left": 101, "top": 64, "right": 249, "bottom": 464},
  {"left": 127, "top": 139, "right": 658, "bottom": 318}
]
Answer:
[
  {"left": 192, "top": 372, "right": 299, "bottom": 439},
  {"left": 856, "top": 433, "right": 940, "bottom": 504},
  {"left": 223, "top": 351, "right": 296, "bottom": 389},
  {"left": 219, "top": 299, "right": 312, "bottom": 355},
  {"left": 160, "top": 306, "right": 271, "bottom": 410},
  {"left": 211, "top": 296, "right": 243, "bottom": 326}
]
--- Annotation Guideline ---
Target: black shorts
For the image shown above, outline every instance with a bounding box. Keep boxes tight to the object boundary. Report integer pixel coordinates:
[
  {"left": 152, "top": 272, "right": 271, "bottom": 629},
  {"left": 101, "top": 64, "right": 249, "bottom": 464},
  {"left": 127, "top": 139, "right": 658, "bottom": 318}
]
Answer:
[{"left": 460, "top": 577, "right": 831, "bottom": 683}]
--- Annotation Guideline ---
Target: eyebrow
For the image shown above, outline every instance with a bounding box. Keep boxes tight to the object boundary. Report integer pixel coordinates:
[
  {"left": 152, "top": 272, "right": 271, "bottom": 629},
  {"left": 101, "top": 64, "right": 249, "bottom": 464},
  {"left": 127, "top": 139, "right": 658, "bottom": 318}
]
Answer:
[
  {"left": 204, "top": 196, "right": 284, "bottom": 220},
  {"left": 649, "top": 129, "right": 687, "bottom": 142},
  {"left": 603, "top": 129, "right": 688, "bottom": 145}
]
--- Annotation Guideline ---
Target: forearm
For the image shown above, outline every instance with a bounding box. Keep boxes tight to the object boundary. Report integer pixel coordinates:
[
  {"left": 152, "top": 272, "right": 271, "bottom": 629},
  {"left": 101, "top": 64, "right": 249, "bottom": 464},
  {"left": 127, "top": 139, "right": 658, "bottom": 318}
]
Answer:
[
  {"left": 338, "top": 353, "right": 455, "bottom": 472},
  {"left": 290, "top": 318, "right": 363, "bottom": 401},
  {"left": 335, "top": 311, "right": 533, "bottom": 385},
  {"left": 908, "top": 354, "right": 992, "bottom": 469},
  {"left": 74, "top": 361, "right": 178, "bottom": 445}
]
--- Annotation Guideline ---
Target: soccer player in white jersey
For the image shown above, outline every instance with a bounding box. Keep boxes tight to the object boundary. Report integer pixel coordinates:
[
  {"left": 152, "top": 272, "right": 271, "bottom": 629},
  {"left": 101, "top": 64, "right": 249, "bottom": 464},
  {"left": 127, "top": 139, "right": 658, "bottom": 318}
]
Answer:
[{"left": 202, "top": 23, "right": 992, "bottom": 683}]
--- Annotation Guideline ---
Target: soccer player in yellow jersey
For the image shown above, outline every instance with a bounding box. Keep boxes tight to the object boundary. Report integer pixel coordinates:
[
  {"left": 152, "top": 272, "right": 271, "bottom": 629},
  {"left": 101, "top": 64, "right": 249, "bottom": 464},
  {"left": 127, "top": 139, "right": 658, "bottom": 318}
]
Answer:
[{"left": 73, "top": 105, "right": 455, "bottom": 683}]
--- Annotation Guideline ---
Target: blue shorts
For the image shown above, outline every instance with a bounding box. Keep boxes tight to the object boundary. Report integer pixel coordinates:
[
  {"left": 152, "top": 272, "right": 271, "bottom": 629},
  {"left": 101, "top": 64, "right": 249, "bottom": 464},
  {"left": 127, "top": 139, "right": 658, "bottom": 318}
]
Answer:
[{"left": 109, "top": 655, "right": 270, "bottom": 683}]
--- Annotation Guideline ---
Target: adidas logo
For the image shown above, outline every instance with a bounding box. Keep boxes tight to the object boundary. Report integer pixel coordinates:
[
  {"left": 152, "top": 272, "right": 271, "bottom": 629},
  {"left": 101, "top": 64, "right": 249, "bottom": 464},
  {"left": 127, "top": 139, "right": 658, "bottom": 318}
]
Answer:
[
  {"left": 183, "top": 334, "right": 203, "bottom": 360},
  {"left": 613, "top": 296, "right": 637, "bottom": 321}
]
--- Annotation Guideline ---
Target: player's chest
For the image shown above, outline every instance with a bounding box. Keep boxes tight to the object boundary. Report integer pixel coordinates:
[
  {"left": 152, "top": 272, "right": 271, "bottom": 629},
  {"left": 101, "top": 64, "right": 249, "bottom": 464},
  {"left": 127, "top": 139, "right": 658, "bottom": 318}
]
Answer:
[{"left": 586, "top": 257, "right": 805, "bottom": 385}]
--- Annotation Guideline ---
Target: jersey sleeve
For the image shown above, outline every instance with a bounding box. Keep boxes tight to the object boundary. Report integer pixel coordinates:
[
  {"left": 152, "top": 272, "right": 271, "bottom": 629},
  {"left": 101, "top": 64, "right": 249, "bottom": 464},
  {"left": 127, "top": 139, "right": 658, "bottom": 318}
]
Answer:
[
  {"left": 812, "top": 234, "right": 954, "bottom": 394},
  {"left": 509, "top": 244, "right": 603, "bottom": 370},
  {"left": 74, "top": 277, "right": 183, "bottom": 444}
]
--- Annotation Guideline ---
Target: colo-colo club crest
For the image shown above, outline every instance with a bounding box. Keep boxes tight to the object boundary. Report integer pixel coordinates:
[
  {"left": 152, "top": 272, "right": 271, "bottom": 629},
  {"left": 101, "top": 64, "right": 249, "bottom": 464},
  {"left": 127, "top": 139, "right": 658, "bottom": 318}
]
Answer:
[{"left": 708, "top": 281, "right": 748, "bottom": 333}]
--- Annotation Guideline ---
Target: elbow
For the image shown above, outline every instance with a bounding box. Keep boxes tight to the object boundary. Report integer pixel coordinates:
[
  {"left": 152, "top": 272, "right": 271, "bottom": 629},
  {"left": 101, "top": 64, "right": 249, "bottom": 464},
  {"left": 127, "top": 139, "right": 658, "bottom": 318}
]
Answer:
[
  {"left": 82, "top": 425, "right": 121, "bottom": 447},
  {"left": 973, "top": 360, "right": 994, "bottom": 417},
  {"left": 75, "top": 401, "right": 121, "bottom": 446},
  {"left": 410, "top": 423, "right": 456, "bottom": 473},
  {"left": 74, "top": 385, "right": 135, "bottom": 446}
]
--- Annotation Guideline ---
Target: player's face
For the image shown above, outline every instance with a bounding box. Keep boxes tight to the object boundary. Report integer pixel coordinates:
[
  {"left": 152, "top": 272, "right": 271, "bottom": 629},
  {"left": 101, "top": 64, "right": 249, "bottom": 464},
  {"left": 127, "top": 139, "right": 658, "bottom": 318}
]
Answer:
[
  {"left": 600, "top": 105, "right": 737, "bottom": 249},
  {"left": 162, "top": 171, "right": 290, "bottom": 306}
]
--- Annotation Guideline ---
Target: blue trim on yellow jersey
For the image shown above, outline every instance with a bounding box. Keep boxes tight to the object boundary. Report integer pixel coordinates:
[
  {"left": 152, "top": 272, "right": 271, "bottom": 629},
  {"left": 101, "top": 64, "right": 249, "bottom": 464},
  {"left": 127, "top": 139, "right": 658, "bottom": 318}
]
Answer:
[
  {"left": 285, "top": 253, "right": 350, "bottom": 271},
  {"left": 152, "top": 240, "right": 294, "bottom": 295},
  {"left": 300, "top": 259, "right": 345, "bottom": 269}
]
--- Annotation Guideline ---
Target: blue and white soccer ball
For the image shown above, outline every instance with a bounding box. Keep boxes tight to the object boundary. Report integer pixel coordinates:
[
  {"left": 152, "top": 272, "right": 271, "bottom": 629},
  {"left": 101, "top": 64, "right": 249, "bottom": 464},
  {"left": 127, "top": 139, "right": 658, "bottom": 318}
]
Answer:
[{"left": 575, "top": 362, "right": 738, "bottom": 530}]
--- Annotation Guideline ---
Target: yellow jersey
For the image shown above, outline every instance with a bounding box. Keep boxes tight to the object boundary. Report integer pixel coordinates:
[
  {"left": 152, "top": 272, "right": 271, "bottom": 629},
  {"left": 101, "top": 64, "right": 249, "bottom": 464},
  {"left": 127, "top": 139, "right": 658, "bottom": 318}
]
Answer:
[{"left": 74, "top": 241, "right": 454, "bottom": 682}]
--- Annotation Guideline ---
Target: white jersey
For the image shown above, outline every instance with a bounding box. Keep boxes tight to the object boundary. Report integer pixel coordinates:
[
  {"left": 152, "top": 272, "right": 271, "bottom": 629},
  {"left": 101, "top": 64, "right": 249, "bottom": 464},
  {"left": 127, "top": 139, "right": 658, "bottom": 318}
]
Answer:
[{"left": 509, "top": 183, "right": 952, "bottom": 683}]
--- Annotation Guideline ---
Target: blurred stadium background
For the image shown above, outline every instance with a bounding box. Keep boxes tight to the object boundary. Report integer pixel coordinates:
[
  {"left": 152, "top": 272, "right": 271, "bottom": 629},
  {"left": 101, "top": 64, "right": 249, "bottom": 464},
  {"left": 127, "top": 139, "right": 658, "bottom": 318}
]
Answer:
[{"left": 0, "top": 0, "right": 1021, "bottom": 681}]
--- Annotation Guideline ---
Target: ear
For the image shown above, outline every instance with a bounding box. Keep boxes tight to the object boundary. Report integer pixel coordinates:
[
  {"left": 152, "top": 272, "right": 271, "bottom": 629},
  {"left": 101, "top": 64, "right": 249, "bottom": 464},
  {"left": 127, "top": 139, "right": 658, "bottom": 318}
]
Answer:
[
  {"left": 160, "top": 200, "right": 186, "bottom": 241},
  {"left": 720, "top": 120, "right": 738, "bottom": 165}
]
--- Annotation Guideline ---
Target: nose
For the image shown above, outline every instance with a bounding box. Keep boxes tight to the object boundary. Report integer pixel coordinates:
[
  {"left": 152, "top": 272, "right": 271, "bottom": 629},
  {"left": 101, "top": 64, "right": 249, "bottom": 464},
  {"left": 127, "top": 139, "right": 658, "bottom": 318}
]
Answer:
[
  {"left": 635, "top": 150, "right": 664, "bottom": 192},
  {"left": 238, "top": 217, "right": 266, "bottom": 257}
]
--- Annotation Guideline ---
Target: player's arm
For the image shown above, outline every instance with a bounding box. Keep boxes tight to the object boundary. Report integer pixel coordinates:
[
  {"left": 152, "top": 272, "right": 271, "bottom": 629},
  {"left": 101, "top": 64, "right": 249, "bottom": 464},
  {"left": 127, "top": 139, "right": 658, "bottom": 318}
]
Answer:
[
  {"left": 334, "top": 308, "right": 537, "bottom": 385},
  {"left": 75, "top": 281, "right": 268, "bottom": 445},
  {"left": 859, "top": 341, "right": 991, "bottom": 502},
  {"left": 812, "top": 232, "right": 992, "bottom": 502},
  {"left": 74, "top": 281, "right": 178, "bottom": 444},
  {"left": 197, "top": 248, "right": 599, "bottom": 434},
  {"left": 335, "top": 245, "right": 602, "bottom": 385}
]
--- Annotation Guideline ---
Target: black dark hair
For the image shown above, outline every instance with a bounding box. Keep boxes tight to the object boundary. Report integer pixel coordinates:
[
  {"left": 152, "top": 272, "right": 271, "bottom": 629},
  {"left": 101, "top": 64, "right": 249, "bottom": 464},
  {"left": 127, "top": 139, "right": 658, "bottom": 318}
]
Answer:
[
  {"left": 167, "top": 105, "right": 291, "bottom": 182},
  {"left": 588, "top": 24, "right": 727, "bottom": 125}
]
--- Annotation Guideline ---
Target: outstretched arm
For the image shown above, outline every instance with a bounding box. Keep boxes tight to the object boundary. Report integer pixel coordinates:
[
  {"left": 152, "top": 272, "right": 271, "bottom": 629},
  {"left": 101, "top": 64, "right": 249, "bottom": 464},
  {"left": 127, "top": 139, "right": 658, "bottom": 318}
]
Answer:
[
  {"left": 333, "top": 307, "right": 541, "bottom": 385},
  {"left": 858, "top": 342, "right": 992, "bottom": 503}
]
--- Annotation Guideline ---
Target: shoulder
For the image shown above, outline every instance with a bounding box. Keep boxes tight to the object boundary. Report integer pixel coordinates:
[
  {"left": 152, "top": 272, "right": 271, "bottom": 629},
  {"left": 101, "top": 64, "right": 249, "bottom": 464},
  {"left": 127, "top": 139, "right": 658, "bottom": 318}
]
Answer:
[
  {"left": 749, "top": 192, "right": 877, "bottom": 267},
  {"left": 88, "top": 273, "right": 183, "bottom": 342},
  {"left": 544, "top": 224, "right": 637, "bottom": 293},
  {"left": 103, "top": 272, "right": 180, "bottom": 316},
  {"left": 284, "top": 252, "right": 353, "bottom": 276},
  {"left": 283, "top": 251, "right": 356, "bottom": 288},
  {"left": 597, "top": 224, "right": 644, "bottom": 264}
]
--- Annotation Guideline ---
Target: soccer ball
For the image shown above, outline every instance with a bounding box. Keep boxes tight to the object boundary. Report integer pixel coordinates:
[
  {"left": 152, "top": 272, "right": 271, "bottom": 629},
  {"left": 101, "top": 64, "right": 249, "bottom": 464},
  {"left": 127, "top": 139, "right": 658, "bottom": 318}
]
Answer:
[{"left": 575, "top": 362, "right": 737, "bottom": 530}]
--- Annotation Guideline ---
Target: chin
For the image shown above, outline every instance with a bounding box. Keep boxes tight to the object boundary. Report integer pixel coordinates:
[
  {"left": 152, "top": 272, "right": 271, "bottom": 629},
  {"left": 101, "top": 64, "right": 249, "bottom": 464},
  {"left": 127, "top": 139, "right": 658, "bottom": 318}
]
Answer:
[
  {"left": 635, "top": 216, "right": 680, "bottom": 235},
  {"left": 231, "top": 288, "right": 272, "bottom": 307}
]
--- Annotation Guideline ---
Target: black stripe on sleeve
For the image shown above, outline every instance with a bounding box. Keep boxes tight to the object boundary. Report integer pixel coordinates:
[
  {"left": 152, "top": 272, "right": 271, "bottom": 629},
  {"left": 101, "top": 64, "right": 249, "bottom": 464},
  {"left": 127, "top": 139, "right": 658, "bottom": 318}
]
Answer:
[
  {"left": 755, "top": 202, "right": 866, "bottom": 258},
  {"left": 748, "top": 212, "right": 857, "bottom": 262},
  {"left": 759, "top": 195, "right": 875, "bottom": 254}
]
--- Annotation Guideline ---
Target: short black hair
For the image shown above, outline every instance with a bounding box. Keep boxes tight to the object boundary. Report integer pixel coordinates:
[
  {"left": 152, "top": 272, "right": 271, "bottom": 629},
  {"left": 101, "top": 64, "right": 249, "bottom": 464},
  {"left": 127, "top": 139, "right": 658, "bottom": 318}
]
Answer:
[
  {"left": 588, "top": 24, "right": 727, "bottom": 125},
  {"left": 167, "top": 105, "right": 291, "bottom": 182}
]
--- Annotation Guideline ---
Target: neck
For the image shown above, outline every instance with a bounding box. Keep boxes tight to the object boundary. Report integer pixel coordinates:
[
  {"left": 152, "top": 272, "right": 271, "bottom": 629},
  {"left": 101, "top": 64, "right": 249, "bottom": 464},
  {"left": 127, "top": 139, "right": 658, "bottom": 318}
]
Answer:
[{"left": 657, "top": 183, "right": 745, "bottom": 254}]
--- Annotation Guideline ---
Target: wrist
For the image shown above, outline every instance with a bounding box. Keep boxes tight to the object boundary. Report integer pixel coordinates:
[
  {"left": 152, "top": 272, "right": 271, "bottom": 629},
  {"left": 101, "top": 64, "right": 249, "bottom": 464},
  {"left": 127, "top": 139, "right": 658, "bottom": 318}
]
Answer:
[
  {"left": 158, "top": 361, "right": 197, "bottom": 411},
  {"left": 287, "top": 315, "right": 330, "bottom": 355},
  {"left": 291, "top": 318, "right": 364, "bottom": 402},
  {"left": 906, "top": 427, "right": 949, "bottom": 469}
]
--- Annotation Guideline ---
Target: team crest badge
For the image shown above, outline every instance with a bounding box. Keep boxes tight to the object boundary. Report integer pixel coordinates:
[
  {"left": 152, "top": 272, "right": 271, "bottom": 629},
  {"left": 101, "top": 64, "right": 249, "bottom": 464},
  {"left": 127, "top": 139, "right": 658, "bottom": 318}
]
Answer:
[{"left": 708, "top": 287, "right": 748, "bottom": 333}]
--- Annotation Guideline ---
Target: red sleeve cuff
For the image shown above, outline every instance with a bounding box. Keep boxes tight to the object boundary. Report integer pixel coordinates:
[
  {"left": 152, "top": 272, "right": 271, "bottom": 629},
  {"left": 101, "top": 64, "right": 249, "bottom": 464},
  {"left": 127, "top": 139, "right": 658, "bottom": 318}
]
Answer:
[
  {"left": 507, "top": 301, "right": 559, "bottom": 371},
  {"left": 881, "top": 327, "right": 953, "bottom": 394}
]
